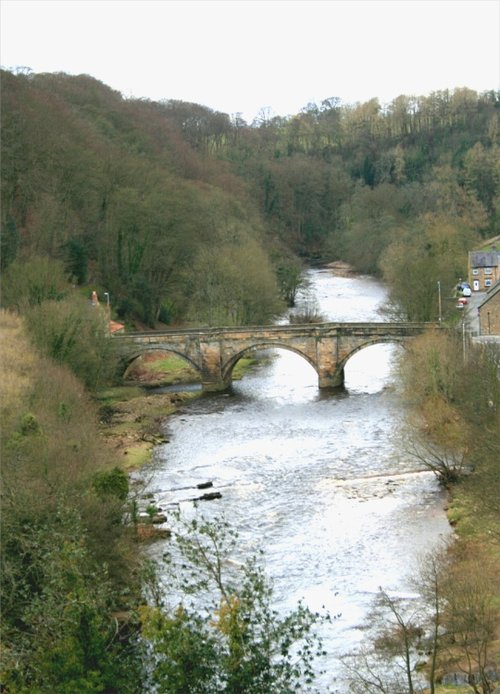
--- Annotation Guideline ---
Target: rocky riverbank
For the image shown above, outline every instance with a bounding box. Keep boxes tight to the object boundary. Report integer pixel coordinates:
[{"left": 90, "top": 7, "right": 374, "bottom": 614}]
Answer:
[
  {"left": 97, "top": 385, "right": 199, "bottom": 469},
  {"left": 97, "top": 352, "right": 258, "bottom": 469}
]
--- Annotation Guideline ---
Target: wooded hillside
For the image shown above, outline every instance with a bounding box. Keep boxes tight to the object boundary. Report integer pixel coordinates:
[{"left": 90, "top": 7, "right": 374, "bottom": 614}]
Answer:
[
  {"left": 1, "top": 71, "right": 499, "bottom": 692},
  {"left": 1, "top": 70, "right": 498, "bottom": 325}
]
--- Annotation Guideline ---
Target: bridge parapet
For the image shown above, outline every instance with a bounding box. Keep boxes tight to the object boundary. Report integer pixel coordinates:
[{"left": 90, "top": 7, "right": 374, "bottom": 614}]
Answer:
[{"left": 113, "top": 321, "right": 438, "bottom": 392}]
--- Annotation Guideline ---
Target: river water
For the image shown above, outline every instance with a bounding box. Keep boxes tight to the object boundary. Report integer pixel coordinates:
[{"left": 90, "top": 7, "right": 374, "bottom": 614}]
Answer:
[{"left": 141, "top": 268, "right": 452, "bottom": 691}]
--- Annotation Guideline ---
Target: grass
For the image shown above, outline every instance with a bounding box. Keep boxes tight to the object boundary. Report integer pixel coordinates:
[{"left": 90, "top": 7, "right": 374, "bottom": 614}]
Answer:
[
  {"left": 95, "top": 385, "right": 145, "bottom": 401},
  {"left": 96, "top": 382, "right": 199, "bottom": 471},
  {"left": 120, "top": 441, "right": 154, "bottom": 470},
  {"left": 400, "top": 331, "right": 500, "bottom": 689},
  {"left": 125, "top": 352, "right": 199, "bottom": 385},
  {"left": 232, "top": 356, "right": 260, "bottom": 379},
  {"left": 446, "top": 464, "right": 500, "bottom": 555},
  {"left": 0, "top": 310, "right": 37, "bottom": 429},
  {"left": 96, "top": 352, "right": 262, "bottom": 471},
  {"left": 126, "top": 351, "right": 260, "bottom": 385},
  {"left": 445, "top": 492, "right": 477, "bottom": 537}
]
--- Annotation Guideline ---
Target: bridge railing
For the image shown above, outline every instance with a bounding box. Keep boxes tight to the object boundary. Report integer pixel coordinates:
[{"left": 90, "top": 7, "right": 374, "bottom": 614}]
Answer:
[{"left": 112, "top": 321, "right": 439, "bottom": 340}]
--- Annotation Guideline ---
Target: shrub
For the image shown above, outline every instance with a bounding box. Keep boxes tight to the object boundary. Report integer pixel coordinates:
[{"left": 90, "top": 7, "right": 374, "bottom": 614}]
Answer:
[
  {"left": 92, "top": 466, "right": 129, "bottom": 501},
  {"left": 1, "top": 255, "right": 69, "bottom": 311},
  {"left": 25, "top": 293, "right": 120, "bottom": 389}
]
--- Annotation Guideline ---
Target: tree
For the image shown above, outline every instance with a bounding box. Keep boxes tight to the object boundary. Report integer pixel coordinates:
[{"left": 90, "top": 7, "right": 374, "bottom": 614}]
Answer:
[
  {"left": 259, "top": 154, "right": 350, "bottom": 258},
  {"left": 1, "top": 510, "right": 143, "bottom": 694},
  {"left": 0, "top": 311, "right": 143, "bottom": 692},
  {"left": 24, "top": 293, "right": 119, "bottom": 390},
  {"left": 414, "top": 555, "right": 442, "bottom": 694},
  {"left": 3, "top": 70, "right": 498, "bottom": 328},
  {"left": 141, "top": 512, "right": 327, "bottom": 693},
  {"left": 400, "top": 332, "right": 500, "bottom": 494},
  {"left": 441, "top": 547, "right": 499, "bottom": 693},
  {"left": 65, "top": 237, "right": 89, "bottom": 284},
  {"left": 185, "top": 240, "right": 283, "bottom": 326},
  {"left": 339, "top": 183, "right": 403, "bottom": 275},
  {"left": 343, "top": 589, "right": 423, "bottom": 694},
  {"left": 1, "top": 255, "right": 70, "bottom": 311},
  {"left": 342, "top": 543, "right": 498, "bottom": 694},
  {"left": 380, "top": 216, "right": 475, "bottom": 321},
  {"left": 407, "top": 437, "right": 468, "bottom": 487},
  {"left": 276, "top": 257, "right": 310, "bottom": 307},
  {"left": 396, "top": 329, "right": 500, "bottom": 689},
  {"left": 462, "top": 142, "right": 499, "bottom": 218},
  {"left": 399, "top": 331, "right": 472, "bottom": 485}
]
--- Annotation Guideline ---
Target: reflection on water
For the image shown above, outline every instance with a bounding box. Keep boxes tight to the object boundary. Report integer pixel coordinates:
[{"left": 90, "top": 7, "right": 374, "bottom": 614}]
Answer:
[{"left": 140, "top": 269, "right": 452, "bottom": 692}]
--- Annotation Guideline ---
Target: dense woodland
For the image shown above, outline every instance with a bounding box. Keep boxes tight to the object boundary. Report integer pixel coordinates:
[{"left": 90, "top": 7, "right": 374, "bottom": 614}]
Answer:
[
  {"left": 1, "top": 70, "right": 499, "bottom": 692},
  {"left": 1, "top": 70, "right": 498, "bottom": 325}
]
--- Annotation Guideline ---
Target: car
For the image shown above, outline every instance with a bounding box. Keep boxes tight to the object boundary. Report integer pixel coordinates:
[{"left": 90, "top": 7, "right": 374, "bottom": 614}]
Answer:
[{"left": 456, "top": 281, "right": 472, "bottom": 297}]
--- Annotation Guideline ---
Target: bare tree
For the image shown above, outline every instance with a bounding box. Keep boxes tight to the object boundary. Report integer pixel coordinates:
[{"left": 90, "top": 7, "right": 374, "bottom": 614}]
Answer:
[
  {"left": 343, "top": 589, "right": 425, "bottom": 694},
  {"left": 412, "top": 548, "right": 452, "bottom": 694},
  {"left": 407, "top": 438, "right": 468, "bottom": 487},
  {"left": 441, "top": 550, "right": 499, "bottom": 693}
]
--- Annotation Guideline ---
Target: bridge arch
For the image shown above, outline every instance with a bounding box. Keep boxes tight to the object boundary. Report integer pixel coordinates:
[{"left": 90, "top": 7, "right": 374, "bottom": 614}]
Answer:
[
  {"left": 122, "top": 347, "right": 203, "bottom": 381},
  {"left": 338, "top": 336, "right": 407, "bottom": 370},
  {"left": 335, "top": 337, "right": 407, "bottom": 385},
  {"left": 221, "top": 341, "right": 319, "bottom": 385}
]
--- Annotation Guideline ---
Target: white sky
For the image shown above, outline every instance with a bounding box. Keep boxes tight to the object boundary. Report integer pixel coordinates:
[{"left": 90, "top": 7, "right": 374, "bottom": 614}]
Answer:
[{"left": 1, "top": 0, "right": 499, "bottom": 123}]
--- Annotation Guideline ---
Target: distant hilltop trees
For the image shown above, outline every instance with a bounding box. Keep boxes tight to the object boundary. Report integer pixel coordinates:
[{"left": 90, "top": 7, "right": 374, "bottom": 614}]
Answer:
[{"left": 1, "top": 70, "right": 498, "bottom": 326}]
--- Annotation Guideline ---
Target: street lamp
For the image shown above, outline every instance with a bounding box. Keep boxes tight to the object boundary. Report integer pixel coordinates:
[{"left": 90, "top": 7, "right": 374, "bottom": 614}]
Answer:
[
  {"left": 437, "top": 281, "right": 442, "bottom": 324},
  {"left": 462, "top": 315, "right": 467, "bottom": 364},
  {"left": 104, "top": 292, "right": 110, "bottom": 314}
]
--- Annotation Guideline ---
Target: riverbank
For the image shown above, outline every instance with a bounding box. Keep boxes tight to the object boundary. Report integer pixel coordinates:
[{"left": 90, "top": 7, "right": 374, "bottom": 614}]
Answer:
[
  {"left": 96, "top": 385, "right": 198, "bottom": 469},
  {"left": 406, "top": 328, "right": 500, "bottom": 692},
  {"left": 97, "top": 353, "right": 260, "bottom": 469},
  {"left": 324, "top": 260, "right": 358, "bottom": 277}
]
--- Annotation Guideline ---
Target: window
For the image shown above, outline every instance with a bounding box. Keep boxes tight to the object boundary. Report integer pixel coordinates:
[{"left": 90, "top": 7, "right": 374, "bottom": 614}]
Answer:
[
  {"left": 485, "top": 279, "right": 492, "bottom": 287},
  {"left": 484, "top": 267, "right": 492, "bottom": 275},
  {"left": 472, "top": 269, "right": 479, "bottom": 275}
]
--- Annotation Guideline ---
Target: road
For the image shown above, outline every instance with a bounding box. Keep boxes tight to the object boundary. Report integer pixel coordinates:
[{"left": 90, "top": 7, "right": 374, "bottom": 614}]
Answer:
[{"left": 463, "top": 292, "right": 481, "bottom": 335}]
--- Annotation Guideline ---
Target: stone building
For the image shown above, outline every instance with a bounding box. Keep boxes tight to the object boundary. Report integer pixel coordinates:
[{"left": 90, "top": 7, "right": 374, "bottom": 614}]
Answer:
[
  {"left": 477, "top": 281, "right": 500, "bottom": 336},
  {"left": 468, "top": 235, "right": 500, "bottom": 292}
]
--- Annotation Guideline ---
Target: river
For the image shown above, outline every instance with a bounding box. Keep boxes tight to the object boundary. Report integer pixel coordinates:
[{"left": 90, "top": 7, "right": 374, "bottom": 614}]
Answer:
[{"left": 140, "top": 267, "right": 453, "bottom": 691}]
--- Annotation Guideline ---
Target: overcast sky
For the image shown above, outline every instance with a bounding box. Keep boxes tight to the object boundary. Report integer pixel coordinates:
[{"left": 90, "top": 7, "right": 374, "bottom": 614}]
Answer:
[{"left": 1, "top": 0, "right": 499, "bottom": 123}]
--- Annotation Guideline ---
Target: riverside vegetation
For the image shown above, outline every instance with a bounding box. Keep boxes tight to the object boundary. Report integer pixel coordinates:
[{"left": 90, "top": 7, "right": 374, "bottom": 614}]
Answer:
[
  {"left": 343, "top": 331, "right": 500, "bottom": 693},
  {"left": 2, "top": 310, "right": 499, "bottom": 692},
  {"left": 1, "top": 70, "right": 499, "bottom": 691},
  {"left": 0, "top": 310, "right": 328, "bottom": 692}
]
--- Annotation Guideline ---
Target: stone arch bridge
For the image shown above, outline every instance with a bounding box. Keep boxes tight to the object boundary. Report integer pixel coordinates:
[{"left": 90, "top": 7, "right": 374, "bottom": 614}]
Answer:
[{"left": 114, "top": 322, "right": 437, "bottom": 392}]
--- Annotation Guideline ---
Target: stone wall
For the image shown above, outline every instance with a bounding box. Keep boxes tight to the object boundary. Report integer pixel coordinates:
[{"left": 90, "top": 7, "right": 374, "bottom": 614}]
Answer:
[{"left": 479, "top": 290, "right": 500, "bottom": 335}]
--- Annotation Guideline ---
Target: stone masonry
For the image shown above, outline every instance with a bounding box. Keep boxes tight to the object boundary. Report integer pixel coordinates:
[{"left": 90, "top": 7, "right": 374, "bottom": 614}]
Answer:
[{"left": 114, "top": 322, "right": 437, "bottom": 392}]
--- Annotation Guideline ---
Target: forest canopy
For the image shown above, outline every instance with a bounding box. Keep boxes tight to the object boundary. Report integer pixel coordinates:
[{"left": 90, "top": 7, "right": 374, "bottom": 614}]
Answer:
[{"left": 1, "top": 69, "right": 498, "bottom": 326}]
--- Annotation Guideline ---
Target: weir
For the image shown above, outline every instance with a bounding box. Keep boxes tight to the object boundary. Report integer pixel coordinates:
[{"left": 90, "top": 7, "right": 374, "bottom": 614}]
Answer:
[{"left": 113, "top": 321, "right": 438, "bottom": 392}]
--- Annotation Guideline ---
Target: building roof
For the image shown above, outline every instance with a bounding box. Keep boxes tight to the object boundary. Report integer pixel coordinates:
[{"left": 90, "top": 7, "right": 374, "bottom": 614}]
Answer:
[
  {"left": 469, "top": 250, "right": 499, "bottom": 268},
  {"left": 477, "top": 280, "right": 500, "bottom": 310},
  {"left": 109, "top": 320, "right": 125, "bottom": 334}
]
